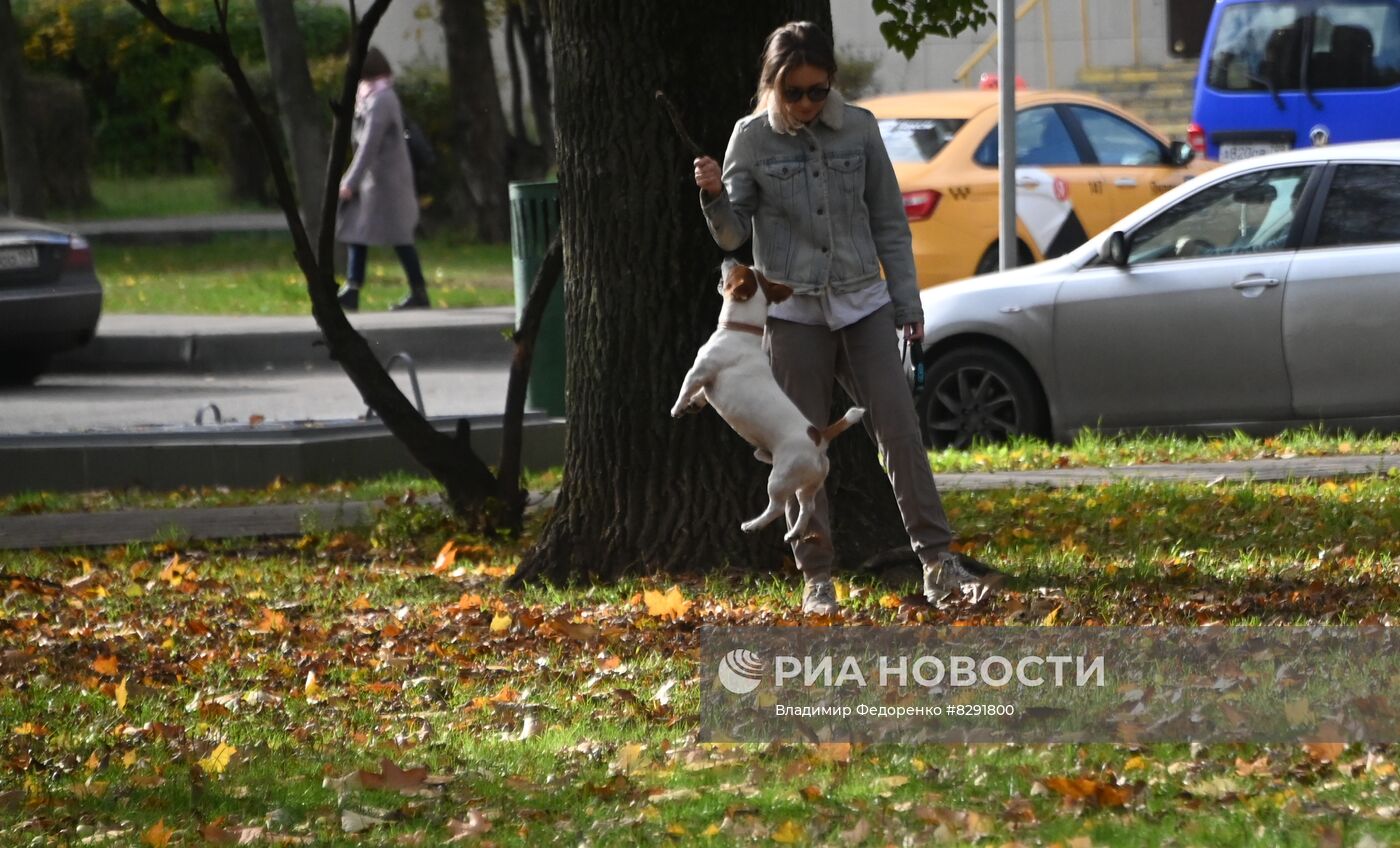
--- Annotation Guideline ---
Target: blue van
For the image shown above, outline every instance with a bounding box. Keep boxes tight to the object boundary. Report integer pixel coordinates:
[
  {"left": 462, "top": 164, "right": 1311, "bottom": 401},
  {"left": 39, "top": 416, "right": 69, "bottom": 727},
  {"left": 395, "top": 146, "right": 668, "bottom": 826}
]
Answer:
[{"left": 1191, "top": 0, "right": 1400, "bottom": 161}]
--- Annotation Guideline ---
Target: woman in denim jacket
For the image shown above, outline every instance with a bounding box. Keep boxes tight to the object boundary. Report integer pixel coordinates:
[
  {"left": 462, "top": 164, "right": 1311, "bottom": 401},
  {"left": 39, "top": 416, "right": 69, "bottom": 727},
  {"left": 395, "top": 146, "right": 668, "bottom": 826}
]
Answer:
[{"left": 695, "top": 21, "right": 1007, "bottom": 614}]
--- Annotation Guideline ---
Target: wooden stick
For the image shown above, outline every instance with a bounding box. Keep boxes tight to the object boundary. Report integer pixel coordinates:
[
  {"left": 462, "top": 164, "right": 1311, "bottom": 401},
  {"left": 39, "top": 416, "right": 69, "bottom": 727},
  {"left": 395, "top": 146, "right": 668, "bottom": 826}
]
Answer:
[{"left": 654, "top": 90, "right": 706, "bottom": 159}]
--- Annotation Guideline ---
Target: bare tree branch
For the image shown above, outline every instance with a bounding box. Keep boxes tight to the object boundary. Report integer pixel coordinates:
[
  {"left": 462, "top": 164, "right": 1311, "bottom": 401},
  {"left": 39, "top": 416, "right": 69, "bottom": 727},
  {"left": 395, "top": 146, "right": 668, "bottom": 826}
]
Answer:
[
  {"left": 125, "top": 0, "right": 506, "bottom": 522},
  {"left": 497, "top": 234, "right": 563, "bottom": 525}
]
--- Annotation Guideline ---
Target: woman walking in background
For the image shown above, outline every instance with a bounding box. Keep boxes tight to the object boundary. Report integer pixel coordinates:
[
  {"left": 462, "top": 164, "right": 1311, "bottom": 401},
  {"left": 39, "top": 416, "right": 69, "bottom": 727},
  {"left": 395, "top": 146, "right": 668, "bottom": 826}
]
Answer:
[
  {"left": 694, "top": 21, "right": 1008, "bottom": 615},
  {"left": 336, "top": 47, "right": 430, "bottom": 311}
]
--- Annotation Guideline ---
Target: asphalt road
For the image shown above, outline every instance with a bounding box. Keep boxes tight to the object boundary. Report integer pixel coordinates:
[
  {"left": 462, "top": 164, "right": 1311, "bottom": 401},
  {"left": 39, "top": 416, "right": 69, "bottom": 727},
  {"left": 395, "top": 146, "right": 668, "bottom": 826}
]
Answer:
[{"left": 0, "top": 365, "right": 514, "bottom": 434}]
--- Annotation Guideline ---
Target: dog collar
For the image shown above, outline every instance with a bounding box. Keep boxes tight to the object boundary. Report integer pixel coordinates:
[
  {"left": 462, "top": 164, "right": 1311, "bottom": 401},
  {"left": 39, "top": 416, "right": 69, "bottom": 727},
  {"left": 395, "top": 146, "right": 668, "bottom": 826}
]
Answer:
[{"left": 720, "top": 321, "right": 765, "bottom": 337}]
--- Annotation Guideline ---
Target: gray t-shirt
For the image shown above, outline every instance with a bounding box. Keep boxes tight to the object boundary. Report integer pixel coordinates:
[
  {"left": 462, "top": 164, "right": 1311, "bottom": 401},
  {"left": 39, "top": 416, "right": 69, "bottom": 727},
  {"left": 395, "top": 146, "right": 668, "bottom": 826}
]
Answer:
[{"left": 768, "top": 278, "right": 891, "bottom": 330}]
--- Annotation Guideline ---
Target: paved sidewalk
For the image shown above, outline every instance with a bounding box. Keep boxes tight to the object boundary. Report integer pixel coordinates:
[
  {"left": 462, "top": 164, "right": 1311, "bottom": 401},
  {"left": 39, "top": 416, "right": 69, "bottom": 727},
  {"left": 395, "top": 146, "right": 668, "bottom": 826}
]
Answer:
[{"left": 2, "top": 454, "right": 1395, "bottom": 551}]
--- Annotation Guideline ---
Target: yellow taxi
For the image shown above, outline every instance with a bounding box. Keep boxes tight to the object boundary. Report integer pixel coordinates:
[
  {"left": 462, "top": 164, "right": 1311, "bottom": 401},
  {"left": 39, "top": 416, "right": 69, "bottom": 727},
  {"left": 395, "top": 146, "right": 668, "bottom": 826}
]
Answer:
[{"left": 860, "top": 88, "right": 1217, "bottom": 287}]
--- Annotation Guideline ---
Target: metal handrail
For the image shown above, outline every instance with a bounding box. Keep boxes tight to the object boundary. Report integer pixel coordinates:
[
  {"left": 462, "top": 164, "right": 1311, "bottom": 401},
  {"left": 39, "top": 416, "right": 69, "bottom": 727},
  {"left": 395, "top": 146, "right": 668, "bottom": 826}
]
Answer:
[
  {"left": 954, "top": 0, "right": 1045, "bottom": 84},
  {"left": 364, "top": 352, "right": 427, "bottom": 420},
  {"left": 953, "top": 0, "right": 1146, "bottom": 87}
]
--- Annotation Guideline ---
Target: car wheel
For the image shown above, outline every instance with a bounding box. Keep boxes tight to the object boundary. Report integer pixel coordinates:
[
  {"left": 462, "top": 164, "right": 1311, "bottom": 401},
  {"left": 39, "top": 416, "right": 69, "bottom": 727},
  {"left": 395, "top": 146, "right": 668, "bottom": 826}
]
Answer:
[
  {"left": 975, "top": 241, "right": 1035, "bottom": 276},
  {"left": 918, "top": 345, "right": 1047, "bottom": 450},
  {"left": 0, "top": 354, "right": 51, "bottom": 387}
]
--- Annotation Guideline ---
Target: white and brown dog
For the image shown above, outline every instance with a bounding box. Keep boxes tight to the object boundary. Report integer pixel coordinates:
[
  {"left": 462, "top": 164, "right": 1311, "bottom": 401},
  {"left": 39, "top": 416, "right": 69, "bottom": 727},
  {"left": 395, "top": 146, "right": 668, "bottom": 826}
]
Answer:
[{"left": 671, "top": 259, "right": 864, "bottom": 543}]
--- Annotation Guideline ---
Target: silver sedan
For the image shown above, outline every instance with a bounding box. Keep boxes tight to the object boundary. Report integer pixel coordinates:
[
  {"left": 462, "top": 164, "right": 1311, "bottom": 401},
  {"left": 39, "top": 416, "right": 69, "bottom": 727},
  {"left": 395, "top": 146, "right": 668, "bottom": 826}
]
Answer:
[{"left": 916, "top": 142, "right": 1400, "bottom": 448}]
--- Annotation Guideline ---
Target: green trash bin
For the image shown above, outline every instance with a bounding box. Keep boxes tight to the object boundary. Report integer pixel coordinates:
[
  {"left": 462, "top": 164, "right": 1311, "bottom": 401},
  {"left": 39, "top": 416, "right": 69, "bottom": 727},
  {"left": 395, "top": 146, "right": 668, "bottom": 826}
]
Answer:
[{"left": 510, "top": 180, "right": 565, "bottom": 417}]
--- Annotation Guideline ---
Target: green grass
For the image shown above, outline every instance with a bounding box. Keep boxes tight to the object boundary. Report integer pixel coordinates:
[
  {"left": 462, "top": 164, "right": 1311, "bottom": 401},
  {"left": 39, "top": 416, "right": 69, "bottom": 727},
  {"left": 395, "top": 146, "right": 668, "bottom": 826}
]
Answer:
[
  {"left": 50, "top": 174, "right": 268, "bottom": 222},
  {"left": 1, "top": 427, "right": 1391, "bottom": 518},
  {"left": 2, "top": 478, "right": 1399, "bottom": 845},
  {"left": 927, "top": 426, "right": 1400, "bottom": 474},
  {"left": 95, "top": 232, "right": 515, "bottom": 314}
]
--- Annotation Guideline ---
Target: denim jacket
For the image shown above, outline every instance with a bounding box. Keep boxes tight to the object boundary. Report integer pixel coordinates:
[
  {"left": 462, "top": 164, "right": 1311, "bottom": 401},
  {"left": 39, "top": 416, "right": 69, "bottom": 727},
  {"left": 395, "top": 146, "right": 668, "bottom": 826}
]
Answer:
[{"left": 700, "top": 89, "right": 922, "bottom": 326}]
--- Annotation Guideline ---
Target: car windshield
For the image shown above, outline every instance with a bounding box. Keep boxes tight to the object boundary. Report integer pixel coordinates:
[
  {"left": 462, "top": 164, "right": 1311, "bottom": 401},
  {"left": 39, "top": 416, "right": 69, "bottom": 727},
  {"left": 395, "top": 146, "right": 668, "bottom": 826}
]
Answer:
[
  {"left": 1206, "top": 1, "right": 1400, "bottom": 92},
  {"left": 877, "top": 118, "right": 965, "bottom": 162}
]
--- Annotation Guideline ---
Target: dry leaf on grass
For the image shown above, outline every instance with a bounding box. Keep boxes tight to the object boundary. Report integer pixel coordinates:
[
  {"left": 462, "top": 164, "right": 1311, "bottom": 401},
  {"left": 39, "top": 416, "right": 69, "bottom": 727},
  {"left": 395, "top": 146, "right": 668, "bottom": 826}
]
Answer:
[{"left": 446, "top": 811, "right": 492, "bottom": 841}]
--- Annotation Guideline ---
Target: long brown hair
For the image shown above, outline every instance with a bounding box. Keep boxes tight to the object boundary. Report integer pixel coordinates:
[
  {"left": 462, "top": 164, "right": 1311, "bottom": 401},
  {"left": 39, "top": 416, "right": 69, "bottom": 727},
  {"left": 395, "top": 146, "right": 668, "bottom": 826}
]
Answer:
[
  {"left": 361, "top": 46, "right": 392, "bottom": 81},
  {"left": 751, "top": 21, "right": 838, "bottom": 121}
]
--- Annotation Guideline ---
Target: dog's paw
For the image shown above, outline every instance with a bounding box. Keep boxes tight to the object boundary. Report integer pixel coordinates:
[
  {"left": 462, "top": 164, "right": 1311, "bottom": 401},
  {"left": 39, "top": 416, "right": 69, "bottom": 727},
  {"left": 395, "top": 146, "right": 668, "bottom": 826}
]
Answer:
[{"left": 753, "top": 448, "right": 773, "bottom": 464}]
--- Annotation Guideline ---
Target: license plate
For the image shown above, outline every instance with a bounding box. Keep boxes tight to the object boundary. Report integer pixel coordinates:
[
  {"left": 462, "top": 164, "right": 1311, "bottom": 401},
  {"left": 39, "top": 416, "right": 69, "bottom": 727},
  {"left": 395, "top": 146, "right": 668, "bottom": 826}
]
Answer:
[
  {"left": 0, "top": 246, "right": 39, "bottom": 271},
  {"left": 1218, "top": 142, "right": 1291, "bottom": 162}
]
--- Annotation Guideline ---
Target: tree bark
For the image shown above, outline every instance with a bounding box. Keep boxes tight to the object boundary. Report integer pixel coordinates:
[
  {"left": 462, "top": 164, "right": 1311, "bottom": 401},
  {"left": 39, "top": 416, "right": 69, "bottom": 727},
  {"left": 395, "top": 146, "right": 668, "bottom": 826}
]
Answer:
[
  {"left": 513, "top": 0, "right": 912, "bottom": 587},
  {"left": 439, "top": 0, "right": 511, "bottom": 243},
  {"left": 0, "top": 0, "right": 45, "bottom": 217},
  {"left": 254, "top": 0, "right": 330, "bottom": 238}
]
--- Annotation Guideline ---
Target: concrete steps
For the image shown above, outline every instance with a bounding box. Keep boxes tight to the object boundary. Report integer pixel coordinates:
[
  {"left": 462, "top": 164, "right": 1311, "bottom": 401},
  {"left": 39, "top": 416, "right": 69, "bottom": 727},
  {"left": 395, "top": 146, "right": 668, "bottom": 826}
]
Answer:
[{"left": 1075, "top": 63, "right": 1199, "bottom": 140}]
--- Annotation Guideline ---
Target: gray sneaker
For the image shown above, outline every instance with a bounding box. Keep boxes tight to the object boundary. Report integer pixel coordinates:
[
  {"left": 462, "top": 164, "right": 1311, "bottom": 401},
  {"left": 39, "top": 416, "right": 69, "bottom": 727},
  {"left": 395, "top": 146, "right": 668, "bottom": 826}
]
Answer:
[
  {"left": 801, "top": 579, "right": 840, "bottom": 615},
  {"left": 924, "top": 551, "right": 1007, "bottom": 601}
]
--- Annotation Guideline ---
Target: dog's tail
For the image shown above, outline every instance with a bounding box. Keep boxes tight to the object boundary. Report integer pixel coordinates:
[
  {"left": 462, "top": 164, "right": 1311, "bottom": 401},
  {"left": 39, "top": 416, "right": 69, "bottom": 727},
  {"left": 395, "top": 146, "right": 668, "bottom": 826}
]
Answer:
[{"left": 816, "top": 407, "right": 865, "bottom": 445}]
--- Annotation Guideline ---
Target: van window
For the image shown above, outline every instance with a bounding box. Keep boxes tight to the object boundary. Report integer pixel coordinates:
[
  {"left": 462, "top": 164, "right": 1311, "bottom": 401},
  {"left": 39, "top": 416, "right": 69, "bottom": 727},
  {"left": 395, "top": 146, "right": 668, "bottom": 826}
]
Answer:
[
  {"left": 1206, "top": 1, "right": 1400, "bottom": 92},
  {"left": 1309, "top": 4, "right": 1400, "bottom": 89},
  {"left": 1207, "top": 2, "right": 1303, "bottom": 91},
  {"left": 877, "top": 119, "right": 966, "bottom": 163}
]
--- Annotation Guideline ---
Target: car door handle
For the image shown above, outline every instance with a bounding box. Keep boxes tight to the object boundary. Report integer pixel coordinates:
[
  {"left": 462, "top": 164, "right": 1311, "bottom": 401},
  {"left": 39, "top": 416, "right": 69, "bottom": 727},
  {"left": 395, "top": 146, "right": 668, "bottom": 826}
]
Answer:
[
  {"left": 1015, "top": 177, "right": 1040, "bottom": 189},
  {"left": 1231, "top": 276, "right": 1280, "bottom": 289},
  {"left": 1114, "top": 177, "right": 1138, "bottom": 187}
]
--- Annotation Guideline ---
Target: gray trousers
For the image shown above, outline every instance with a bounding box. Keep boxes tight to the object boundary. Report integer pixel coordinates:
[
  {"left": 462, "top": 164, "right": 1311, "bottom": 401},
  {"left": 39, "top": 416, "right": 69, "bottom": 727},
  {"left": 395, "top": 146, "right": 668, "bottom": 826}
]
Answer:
[{"left": 765, "top": 303, "right": 954, "bottom": 581}]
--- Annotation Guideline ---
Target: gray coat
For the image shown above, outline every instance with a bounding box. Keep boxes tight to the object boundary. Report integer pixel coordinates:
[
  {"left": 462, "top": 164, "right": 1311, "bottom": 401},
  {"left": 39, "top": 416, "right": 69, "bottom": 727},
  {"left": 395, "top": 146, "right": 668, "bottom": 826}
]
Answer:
[{"left": 336, "top": 86, "right": 419, "bottom": 246}]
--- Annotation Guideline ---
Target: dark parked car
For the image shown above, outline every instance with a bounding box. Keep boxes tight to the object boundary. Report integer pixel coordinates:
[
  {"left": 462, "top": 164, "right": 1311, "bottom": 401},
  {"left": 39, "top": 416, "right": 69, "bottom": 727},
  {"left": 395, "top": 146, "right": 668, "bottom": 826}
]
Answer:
[{"left": 0, "top": 218, "right": 102, "bottom": 385}]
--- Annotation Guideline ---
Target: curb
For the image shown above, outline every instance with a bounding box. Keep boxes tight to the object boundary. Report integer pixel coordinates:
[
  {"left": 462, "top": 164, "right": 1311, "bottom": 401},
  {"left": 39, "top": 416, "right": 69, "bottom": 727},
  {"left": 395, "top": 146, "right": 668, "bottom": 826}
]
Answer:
[
  {"left": 71, "top": 213, "right": 289, "bottom": 246},
  {"left": 50, "top": 308, "right": 518, "bottom": 374},
  {"left": 0, "top": 413, "right": 564, "bottom": 498}
]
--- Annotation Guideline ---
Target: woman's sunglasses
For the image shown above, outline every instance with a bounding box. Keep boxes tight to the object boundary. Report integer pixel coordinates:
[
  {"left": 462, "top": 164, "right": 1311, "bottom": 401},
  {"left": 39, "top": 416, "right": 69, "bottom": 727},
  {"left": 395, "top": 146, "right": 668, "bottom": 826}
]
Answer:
[{"left": 781, "top": 84, "right": 831, "bottom": 104}]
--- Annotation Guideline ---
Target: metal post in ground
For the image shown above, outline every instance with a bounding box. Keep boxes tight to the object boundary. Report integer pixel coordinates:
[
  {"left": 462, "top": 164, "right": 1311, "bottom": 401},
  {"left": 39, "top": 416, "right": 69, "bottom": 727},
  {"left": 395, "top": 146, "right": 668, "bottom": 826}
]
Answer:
[{"left": 998, "top": 0, "right": 1018, "bottom": 271}]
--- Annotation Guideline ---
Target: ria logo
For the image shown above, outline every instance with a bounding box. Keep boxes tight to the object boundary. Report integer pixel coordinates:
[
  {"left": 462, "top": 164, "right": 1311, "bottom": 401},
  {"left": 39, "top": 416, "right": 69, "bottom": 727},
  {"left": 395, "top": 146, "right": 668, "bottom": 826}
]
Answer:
[{"left": 717, "top": 649, "right": 765, "bottom": 695}]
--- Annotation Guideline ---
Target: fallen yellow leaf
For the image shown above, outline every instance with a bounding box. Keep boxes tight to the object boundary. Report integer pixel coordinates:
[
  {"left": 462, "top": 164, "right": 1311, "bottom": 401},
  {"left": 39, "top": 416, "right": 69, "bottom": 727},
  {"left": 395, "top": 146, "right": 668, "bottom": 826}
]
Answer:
[
  {"left": 615, "top": 743, "right": 645, "bottom": 773},
  {"left": 92, "top": 655, "right": 120, "bottom": 677},
  {"left": 643, "top": 586, "right": 692, "bottom": 619},
  {"left": 433, "top": 540, "right": 459, "bottom": 573},
  {"left": 142, "top": 820, "right": 173, "bottom": 848},
  {"left": 199, "top": 741, "right": 237, "bottom": 775},
  {"left": 490, "top": 613, "right": 513, "bottom": 634},
  {"left": 772, "top": 819, "right": 804, "bottom": 843},
  {"left": 115, "top": 677, "right": 128, "bottom": 711}
]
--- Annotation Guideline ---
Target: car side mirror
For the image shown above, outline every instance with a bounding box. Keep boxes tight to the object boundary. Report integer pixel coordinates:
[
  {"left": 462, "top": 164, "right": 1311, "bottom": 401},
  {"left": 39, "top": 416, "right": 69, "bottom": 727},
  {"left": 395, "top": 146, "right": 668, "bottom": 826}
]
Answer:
[
  {"left": 1100, "top": 231, "right": 1129, "bottom": 267},
  {"left": 1169, "top": 141, "right": 1195, "bottom": 167}
]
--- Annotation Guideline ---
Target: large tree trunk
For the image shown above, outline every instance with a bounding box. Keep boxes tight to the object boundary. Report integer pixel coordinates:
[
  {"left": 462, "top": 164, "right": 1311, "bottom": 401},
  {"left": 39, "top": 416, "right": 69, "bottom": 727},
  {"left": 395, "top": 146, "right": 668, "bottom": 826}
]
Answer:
[
  {"left": 514, "top": 1, "right": 912, "bottom": 586},
  {"left": 0, "top": 0, "right": 45, "bottom": 217},
  {"left": 254, "top": 0, "right": 329, "bottom": 238},
  {"left": 439, "top": 0, "right": 510, "bottom": 243}
]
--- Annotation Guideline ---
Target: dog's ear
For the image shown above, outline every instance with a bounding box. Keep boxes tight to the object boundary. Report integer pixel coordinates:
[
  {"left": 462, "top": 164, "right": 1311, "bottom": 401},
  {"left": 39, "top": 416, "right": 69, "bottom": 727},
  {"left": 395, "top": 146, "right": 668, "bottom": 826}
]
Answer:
[
  {"left": 723, "top": 264, "right": 759, "bottom": 302},
  {"left": 756, "top": 271, "right": 794, "bottom": 304}
]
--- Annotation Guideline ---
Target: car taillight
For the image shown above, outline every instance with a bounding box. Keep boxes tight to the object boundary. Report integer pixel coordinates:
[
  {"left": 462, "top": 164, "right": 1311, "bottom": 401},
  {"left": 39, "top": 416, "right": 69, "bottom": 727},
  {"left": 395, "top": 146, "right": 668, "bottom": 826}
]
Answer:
[
  {"left": 903, "top": 190, "right": 940, "bottom": 221},
  {"left": 64, "top": 235, "right": 92, "bottom": 271},
  {"left": 1187, "top": 122, "right": 1206, "bottom": 156}
]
